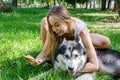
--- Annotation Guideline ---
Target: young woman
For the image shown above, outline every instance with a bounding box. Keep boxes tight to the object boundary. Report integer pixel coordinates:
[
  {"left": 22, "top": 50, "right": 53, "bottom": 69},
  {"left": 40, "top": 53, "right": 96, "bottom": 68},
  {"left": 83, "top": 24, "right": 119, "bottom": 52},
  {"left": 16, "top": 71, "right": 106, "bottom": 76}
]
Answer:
[{"left": 25, "top": 6, "right": 110, "bottom": 72}]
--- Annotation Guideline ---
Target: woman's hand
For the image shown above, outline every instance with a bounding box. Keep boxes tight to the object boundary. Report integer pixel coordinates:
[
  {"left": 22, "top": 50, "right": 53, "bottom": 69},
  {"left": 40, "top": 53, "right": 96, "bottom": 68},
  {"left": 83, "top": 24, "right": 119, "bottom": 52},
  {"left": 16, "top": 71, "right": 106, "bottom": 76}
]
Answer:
[{"left": 24, "top": 55, "right": 48, "bottom": 66}]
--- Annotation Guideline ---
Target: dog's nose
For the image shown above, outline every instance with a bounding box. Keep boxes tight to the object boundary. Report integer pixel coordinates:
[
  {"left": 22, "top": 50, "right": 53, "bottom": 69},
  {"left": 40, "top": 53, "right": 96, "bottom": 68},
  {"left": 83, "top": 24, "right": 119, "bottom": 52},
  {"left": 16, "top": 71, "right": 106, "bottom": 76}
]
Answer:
[{"left": 68, "top": 67, "right": 74, "bottom": 71}]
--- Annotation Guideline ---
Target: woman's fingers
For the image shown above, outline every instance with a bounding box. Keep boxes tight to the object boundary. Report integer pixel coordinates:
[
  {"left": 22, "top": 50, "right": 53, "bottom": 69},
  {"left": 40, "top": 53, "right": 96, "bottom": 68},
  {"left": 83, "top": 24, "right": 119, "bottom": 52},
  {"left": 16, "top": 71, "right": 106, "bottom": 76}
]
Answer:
[
  {"left": 24, "top": 55, "right": 48, "bottom": 66},
  {"left": 24, "top": 55, "right": 39, "bottom": 66}
]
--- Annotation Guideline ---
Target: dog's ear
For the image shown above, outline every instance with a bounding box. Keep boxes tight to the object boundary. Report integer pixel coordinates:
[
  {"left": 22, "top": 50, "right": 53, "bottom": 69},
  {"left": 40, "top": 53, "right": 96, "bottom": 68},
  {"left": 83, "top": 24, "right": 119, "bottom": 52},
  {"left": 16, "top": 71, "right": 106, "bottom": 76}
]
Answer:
[
  {"left": 61, "top": 38, "right": 67, "bottom": 45},
  {"left": 63, "top": 38, "right": 67, "bottom": 43},
  {"left": 75, "top": 34, "right": 79, "bottom": 42}
]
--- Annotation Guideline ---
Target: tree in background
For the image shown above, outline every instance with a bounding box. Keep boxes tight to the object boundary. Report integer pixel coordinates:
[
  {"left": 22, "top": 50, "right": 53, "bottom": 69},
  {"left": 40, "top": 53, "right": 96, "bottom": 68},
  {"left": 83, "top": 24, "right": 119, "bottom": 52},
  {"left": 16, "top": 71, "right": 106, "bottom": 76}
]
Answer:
[
  {"left": 113, "top": 0, "right": 117, "bottom": 12},
  {"left": 101, "top": 0, "right": 106, "bottom": 10},
  {"left": 64, "top": 0, "right": 89, "bottom": 8},
  {"left": 115, "top": 0, "right": 120, "bottom": 16},
  {"left": 63, "top": 0, "right": 76, "bottom": 8},
  {"left": 1, "top": 0, "right": 119, "bottom": 13},
  {"left": 12, "top": 0, "right": 17, "bottom": 7},
  {"left": 107, "top": 0, "right": 112, "bottom": 9}
]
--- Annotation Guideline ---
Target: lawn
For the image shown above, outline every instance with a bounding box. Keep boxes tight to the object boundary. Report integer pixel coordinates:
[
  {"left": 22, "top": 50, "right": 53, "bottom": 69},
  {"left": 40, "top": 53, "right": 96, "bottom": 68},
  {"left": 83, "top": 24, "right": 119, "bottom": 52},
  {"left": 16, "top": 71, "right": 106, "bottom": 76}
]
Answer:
[{"left": 0, "top": 8, "right": 120, "bottom": 80}]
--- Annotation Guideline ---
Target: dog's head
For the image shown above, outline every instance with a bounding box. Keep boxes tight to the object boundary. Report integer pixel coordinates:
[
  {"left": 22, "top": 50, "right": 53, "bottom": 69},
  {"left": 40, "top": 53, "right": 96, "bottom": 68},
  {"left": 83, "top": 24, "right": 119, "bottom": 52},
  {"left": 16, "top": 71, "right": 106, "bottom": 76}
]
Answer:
[{"left": 54, "top": 34, "right": 87, "bottom": 76}]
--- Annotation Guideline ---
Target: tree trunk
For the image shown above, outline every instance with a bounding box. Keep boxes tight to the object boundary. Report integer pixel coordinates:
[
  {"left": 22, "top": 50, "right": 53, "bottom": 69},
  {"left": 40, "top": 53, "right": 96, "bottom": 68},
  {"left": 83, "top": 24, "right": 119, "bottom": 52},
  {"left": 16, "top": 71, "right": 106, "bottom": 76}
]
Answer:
[
  {"left": 93, "top": 0, "right": 96, "bottom": 8},
  {"left": 113, "top": 0, "right": 117, "bottom": 12},
  {"left": 46, "top": 0, "right": 50, "bottom": 8},
  {"left": 101, "top": 0, "right": 106, "bottom": 10},
  {"left": 86, "top": 2, "right": 88, "bottom": 9},
  {"left": 107, "top": 0, "right": 112, "bottom": 9},
  {"left": 54, "top": 0, "right": 56, "bottom": 6},
  {"left": 90, "top": 0, "right": 92, "bottom": 8},
  {"left": 73, "top": 3, "right": 76, "bottom": 9},
  {"left": 12, "top": 0, "right": 17, "bottom": 7},
  {"left": 116, "top": 0, "right": 120, "bottom": 16},
  {"left": 73, "top": 0, "right": 77, "bottom": 9}
]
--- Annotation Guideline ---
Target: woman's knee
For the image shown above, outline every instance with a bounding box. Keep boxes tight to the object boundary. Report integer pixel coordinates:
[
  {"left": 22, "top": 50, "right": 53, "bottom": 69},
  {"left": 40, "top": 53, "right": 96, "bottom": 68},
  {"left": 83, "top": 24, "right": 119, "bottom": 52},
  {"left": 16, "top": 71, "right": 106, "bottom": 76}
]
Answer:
[
  {"left": 90, "top": 34, "right": 111, "bottom": 49},
  {"left": 101, "top": 36, "right": 111, "bottom": 48},
  {"left": 99, "top": 36, "right": 111, "bottom": 49}
]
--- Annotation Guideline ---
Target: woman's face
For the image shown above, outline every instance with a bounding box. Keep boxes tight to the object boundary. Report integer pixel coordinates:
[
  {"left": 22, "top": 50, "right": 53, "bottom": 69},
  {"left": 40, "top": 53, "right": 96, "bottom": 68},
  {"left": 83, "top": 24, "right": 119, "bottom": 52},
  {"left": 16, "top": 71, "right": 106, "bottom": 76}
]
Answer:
[{"left": 48, "top": 15, "right": 68, "bottom": 36}]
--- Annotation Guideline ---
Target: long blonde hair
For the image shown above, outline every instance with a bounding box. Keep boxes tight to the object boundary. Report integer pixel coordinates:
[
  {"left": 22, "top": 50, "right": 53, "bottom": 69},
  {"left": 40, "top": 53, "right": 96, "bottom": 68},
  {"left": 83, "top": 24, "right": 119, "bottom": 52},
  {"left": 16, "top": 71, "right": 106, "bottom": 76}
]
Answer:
[{"left": 46, "top": 6, "right": 71, "bottom": 61}]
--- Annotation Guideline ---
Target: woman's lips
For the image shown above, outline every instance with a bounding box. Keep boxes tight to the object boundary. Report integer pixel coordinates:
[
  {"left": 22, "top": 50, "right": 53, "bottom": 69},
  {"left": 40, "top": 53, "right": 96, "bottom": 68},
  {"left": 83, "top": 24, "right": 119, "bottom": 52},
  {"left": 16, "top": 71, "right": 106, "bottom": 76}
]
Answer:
[{"left": 56, "top": 31, "right": 61, "bottom": 35}]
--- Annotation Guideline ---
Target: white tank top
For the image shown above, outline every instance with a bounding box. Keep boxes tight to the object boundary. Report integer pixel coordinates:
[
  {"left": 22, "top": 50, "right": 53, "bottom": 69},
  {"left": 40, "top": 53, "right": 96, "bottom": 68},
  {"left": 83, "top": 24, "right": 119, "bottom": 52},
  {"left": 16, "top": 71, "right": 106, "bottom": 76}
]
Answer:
[{"left": 73, "top": 18, "right": 89, "bottom": 49}]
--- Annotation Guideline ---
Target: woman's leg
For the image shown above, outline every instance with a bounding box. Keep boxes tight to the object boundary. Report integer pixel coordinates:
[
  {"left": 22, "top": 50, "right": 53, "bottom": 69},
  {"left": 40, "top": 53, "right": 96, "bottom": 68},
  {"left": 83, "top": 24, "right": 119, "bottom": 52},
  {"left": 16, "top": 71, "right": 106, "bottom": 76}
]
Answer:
[{"left": 90, "top": 33, "right": 111, "bottom": 49}]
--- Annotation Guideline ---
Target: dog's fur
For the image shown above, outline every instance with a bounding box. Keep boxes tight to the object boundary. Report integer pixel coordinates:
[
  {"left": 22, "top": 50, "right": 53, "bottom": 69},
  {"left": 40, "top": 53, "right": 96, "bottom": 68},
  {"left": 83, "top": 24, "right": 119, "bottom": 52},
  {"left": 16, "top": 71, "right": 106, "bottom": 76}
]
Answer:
[{"left": 54, "top": 34, "right": 120, "bottom": 80}]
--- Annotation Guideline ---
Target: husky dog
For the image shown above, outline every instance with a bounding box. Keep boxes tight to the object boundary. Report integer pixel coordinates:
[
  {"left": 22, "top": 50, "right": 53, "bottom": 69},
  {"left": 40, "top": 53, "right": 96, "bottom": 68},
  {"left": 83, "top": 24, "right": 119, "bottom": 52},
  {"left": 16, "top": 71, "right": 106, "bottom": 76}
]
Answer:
[{"left": 54, "top": 34, "right": 120, "bottom": 80}]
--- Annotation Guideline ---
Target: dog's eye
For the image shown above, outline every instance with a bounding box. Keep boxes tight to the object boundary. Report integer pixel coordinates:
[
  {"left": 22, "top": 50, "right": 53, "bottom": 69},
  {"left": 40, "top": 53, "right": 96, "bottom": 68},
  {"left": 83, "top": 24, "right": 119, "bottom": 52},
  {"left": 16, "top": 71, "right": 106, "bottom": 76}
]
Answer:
[
  {"left": 65, "top": 55, "right": 69, "bottom": 59},
  {"left": 75, "top": 55, "right": 79, "bottom": 58}
]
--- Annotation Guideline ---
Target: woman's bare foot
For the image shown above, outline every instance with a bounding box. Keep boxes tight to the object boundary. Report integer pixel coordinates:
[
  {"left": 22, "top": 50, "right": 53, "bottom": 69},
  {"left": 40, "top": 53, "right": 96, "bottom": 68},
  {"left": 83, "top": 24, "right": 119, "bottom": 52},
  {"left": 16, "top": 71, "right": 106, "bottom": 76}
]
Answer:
[{"left": 24, "top": 55, "right": 47, "bottom": 66}]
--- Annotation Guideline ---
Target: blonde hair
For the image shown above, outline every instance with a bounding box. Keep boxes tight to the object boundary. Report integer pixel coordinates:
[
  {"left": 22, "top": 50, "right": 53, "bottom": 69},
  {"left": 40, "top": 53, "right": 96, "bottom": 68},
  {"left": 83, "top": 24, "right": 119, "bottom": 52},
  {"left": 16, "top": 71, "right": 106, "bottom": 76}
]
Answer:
[{"left": 46, "top": 6, "right": 71, "bottom": 61}]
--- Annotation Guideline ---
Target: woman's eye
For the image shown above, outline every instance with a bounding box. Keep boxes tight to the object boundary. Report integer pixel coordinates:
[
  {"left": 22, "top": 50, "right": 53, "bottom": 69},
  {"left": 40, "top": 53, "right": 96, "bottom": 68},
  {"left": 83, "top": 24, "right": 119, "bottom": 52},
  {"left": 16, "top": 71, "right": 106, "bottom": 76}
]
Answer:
[{"left": 55, "top": 24, "right": 60, "bottom": 27}]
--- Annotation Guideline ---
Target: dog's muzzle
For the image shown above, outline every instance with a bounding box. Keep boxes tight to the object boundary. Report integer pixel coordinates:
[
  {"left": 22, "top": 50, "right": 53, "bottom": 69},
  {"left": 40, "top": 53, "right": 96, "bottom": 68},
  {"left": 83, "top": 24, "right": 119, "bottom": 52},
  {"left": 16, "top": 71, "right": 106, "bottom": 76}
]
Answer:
[{"left": 68, "top": 67, "right": 76, "bottom": 76}]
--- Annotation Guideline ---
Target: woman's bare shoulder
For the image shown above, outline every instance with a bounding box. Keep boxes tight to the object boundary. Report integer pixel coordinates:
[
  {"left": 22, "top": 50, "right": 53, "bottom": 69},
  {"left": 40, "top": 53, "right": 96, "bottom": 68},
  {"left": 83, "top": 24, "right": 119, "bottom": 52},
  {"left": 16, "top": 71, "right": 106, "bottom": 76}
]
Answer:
[
  {"left": 41, "top": 17, "right": 48, "bottom": 30},
  {"left": 41, "top": 17, "right": 47, "bottom": 23}
]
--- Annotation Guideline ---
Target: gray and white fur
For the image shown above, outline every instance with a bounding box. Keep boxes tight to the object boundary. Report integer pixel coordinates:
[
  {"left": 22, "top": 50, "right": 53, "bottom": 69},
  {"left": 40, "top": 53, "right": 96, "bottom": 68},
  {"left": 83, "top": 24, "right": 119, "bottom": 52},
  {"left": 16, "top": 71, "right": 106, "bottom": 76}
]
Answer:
[{"left": 54, "top": 34, "right": 120, "bottom": 80}]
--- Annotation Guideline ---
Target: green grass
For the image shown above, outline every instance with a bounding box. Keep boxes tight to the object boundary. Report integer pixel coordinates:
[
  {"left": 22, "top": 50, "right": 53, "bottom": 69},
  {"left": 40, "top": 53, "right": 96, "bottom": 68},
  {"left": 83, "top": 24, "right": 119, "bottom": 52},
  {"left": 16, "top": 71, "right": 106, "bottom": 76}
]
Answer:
[{"left": 0, "top": 8, "right": 120, "bottom": 80}]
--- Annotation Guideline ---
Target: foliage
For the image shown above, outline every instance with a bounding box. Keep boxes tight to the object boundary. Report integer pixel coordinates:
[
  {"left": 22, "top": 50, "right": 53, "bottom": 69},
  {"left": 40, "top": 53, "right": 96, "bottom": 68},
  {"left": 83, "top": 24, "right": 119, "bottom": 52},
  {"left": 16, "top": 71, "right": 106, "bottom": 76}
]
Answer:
[
  {"left": 77, "top": 0, "right": 90, "bottom": 4},
  {"left": 39, "top": 0, "right": 53, "bottom": 3},
  {"left": 64, "top": 0, "right": 89, "bottom": 4},
  {"left": 0, "top": 8, "right": 120, "bottom": 80},
  {"left": 63, "top": 0, "right": 90, "bottom": 8},
  {"left": 0, "top": 3, "right": 13, "bottom": 12},
  {"left": 64, "top": 0, "right": 89, "bottom": 5}
]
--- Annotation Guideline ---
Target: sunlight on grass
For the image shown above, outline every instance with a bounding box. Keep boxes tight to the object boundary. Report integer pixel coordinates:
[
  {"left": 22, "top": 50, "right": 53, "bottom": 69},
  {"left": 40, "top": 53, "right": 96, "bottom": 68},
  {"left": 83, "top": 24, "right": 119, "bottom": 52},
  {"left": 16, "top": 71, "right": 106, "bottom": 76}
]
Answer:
[{"left": 77, "top": 13, "right": 118, "bottom": 16}]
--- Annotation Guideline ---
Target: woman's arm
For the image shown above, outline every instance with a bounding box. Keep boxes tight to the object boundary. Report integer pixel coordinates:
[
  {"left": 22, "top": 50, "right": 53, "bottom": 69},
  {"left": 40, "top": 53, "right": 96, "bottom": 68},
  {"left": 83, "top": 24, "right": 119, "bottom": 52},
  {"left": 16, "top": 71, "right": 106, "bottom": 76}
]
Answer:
[
  {"left": 40, "top": 17, "right": 48, "bottom": 45},
  {"left": 24, "top": 32, "right": 52, "bottom": 66},
  {"left": 24, "top": 17, "right": 51, "bottom": 66},
  {"left": 78, "top": 28, "right": 99, "bottom": 72},
  {"left": 35, "top": 32, "right": 53, "bottom": 62}
]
